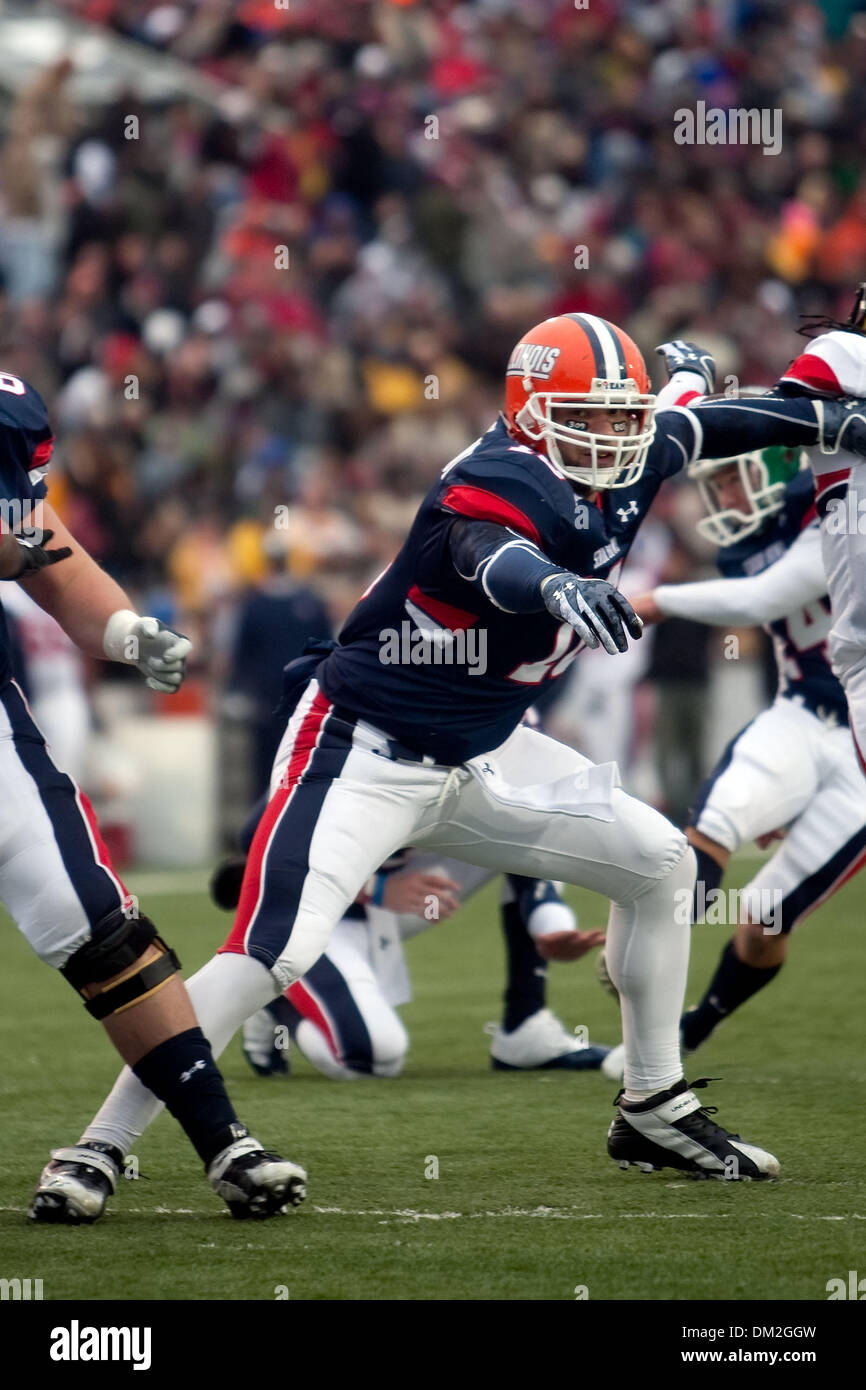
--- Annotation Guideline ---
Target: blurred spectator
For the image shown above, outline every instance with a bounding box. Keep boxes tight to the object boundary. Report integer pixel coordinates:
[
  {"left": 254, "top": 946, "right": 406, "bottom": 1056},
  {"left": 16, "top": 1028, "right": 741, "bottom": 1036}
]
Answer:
[{"left": 224, "top": 534, "right": 332, "bottom": 798}]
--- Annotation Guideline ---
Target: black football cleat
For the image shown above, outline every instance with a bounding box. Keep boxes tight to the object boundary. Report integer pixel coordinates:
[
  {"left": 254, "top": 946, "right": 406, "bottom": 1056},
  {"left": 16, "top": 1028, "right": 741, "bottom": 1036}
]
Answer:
[
  {"left": 208, "top": 1137, "right": 306, "bottom": 1219},
  {"left": 607, "top": 1078, "right": 780, "bottom": 1181}
]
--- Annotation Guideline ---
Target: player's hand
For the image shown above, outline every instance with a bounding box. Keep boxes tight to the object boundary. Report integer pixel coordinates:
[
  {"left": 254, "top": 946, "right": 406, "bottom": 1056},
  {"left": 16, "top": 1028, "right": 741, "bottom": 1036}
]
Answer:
[
  {"left": 812, "top": 396, "right": 866, "bottom": 455},
  {"left": 755, "top": 828, "right": 786, "bottom": 850},
  {"left": 541, "top": 573, "right": 643, "bottom": 654},
  {"left": 628, "top": 591, "right": 666, "bottom": 626},
  {"left": 103, "top": 609, "right": 193, "bottom": 693},
  {"left": 382, "top": 869, "right": 461, "bottom": 919},
  {"left": 5, "top": 529, "right": 72, "bottom": 579},
  {"left": 655, "top": 340, "right": 715, "bottom": 394},
  {"left": 536, "top": 928, "right": 605, "bottom": 963}
]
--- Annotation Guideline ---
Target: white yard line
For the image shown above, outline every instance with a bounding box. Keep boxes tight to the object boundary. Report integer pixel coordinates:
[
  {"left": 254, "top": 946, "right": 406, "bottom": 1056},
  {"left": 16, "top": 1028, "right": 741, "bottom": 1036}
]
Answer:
[{"left": 2, "top": 1204, "right": 865, "bottom": 1221}]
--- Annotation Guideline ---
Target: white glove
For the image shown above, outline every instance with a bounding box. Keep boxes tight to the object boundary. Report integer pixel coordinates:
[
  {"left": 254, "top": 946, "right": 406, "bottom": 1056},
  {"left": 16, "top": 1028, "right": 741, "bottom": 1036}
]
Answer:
[{"left": 103, "top": 609, "right": 192, "bottom": 693}]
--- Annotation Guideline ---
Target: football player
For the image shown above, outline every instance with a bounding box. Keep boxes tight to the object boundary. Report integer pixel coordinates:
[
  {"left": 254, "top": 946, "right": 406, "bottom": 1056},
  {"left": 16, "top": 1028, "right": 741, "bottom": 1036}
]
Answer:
[
  {"left": 624, "top": 441, "right": 866, "bottom": 1053},
  {"left": 773, "top": 288, "right": 866, "bottom": 780},
  {"left": 39, "top": 313, "right": 866, "bottom": 1218},
  {"left": 0, "top": 372, "right": 304, "bottom": 1223}
]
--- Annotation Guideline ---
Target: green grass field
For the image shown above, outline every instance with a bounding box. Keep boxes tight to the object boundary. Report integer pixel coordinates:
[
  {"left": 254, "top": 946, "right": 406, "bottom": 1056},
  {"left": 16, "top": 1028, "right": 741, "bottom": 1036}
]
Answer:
[{"left": 1, "top": 858, "right": 864, "bottom": 1301}]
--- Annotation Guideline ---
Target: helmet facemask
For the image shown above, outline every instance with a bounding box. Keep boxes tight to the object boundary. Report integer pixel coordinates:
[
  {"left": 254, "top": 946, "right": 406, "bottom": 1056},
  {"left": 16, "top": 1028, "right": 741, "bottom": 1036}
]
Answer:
[
  {"left": 515, "top": 378, "right": 657, "bottom": 489},
  {"left": 688, "top": 447, "right": 806, "bottom": 547}
]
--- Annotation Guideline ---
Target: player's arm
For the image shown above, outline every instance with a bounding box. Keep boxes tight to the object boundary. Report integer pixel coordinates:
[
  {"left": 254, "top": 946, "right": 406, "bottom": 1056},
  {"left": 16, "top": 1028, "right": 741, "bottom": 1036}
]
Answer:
[
  {"left": 448, "top": 518, "right": 643, "bottom": 654},
  {"left": 633, "top": 524, "right": 826, "bottom": 628},
  {"left": 659, "top": 391, "right": 866, "bottom": 471},
  {"left": 15, "top": 502, "right": 190, "bottom": 692}
]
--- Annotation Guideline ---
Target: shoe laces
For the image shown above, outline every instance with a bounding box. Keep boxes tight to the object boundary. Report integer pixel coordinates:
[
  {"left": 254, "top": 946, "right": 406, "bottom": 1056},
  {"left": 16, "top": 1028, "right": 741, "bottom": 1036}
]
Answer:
[
  {"left": 613, "top": 1075, "right": 723, "bottom": 1118},
  {"left": 681, "top": 1078, "right": 748, "bottom": 1141}
]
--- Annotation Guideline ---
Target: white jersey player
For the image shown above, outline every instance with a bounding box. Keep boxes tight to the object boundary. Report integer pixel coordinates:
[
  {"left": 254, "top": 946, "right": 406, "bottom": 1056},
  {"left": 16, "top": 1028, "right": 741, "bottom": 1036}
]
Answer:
[
  {"left": 625, "top": 444, "right": 866, "bottom": 1053},
  {"left": 774, "top": 288, "right": 866, "bottom": 780}
]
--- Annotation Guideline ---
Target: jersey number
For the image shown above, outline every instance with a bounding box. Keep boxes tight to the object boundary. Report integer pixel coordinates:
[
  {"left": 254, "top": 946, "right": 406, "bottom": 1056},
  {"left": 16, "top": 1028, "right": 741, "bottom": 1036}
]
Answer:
[
  {"left": 507, "top": 622, "right": 580, "bottom": 685},
  {"left": 0, "top": 373, "right": 25, "bottom": 396},
  {"left": 778, "top": 600, "right": 833, "bottom": 684}
]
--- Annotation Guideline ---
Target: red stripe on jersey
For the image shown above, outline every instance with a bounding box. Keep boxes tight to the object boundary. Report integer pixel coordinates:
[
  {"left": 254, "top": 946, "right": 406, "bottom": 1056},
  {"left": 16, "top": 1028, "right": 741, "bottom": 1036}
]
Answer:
[
  {"left": 407, "top": 585, "right": 478, "bottom": 631},
  {"left": 221, "top": 689, "right": 332, "bottom": 955},
  {"left": 799, "top": 501, "right": 817, "bottom": 530},
  {"left": 815, "top": 467, "right": 851, "bottom": 499},
  {"left": 286, "top": 981, "right": 341, "bottom": 1059},
  {"left": 780, "top": 353, "right": 842, "bottom": 394},
  {"left": 675, "top": 389, "right": 702, "bottom": 407},
  {"left": 441, "top": 484, "right": 542, "bottom": 546}
]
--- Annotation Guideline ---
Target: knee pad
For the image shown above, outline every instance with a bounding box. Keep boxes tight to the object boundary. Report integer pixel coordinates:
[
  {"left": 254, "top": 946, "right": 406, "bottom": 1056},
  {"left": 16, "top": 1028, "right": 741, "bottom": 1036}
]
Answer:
[{"left": 61, "top": 907, "right": 181, "bottom": 1021}]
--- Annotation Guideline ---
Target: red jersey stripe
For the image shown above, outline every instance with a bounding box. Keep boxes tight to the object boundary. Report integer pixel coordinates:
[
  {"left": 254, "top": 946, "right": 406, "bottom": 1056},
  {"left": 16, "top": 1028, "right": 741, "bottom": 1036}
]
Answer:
[
  {"left": 441, "top": 484, "right": 542, "bottom": 546},
  {"left": 407, "top": 584, "right": 478, "bottom": 630}
]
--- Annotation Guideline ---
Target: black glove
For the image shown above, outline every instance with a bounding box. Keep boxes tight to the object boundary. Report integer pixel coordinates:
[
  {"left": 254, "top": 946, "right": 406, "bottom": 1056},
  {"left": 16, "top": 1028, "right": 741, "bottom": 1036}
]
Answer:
[
  {"left": 655, "top": 339, "right": 715, "bottom": 394},
  {"left": 7, "top": 530, "right": 72, "bottom": 579},
  {"left": 812, "top": 397, "right": 866, "bottom": 455},
  {"left": 541, "top": 573, "right": 643, "bottom": 655}
]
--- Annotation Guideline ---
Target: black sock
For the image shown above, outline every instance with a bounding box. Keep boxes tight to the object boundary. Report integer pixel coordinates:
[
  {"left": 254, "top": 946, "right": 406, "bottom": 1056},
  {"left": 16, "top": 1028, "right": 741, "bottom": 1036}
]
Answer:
[
  {"left": 691, "top": 845, "right": 724, "bottom": 923},
  {"left": 501, "top": 880, "right": 548, "bottom": 1032},
  {"left": 681, "top": 939, "right": 782, "bottom": 1050},
  {"left": 132, "top": 1027, "right": 247, "bottom": 1167}
]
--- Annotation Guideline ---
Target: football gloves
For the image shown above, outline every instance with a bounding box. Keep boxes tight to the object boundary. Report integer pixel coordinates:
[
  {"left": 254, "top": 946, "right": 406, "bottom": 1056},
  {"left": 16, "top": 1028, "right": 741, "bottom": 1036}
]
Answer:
[
  {"left": 103, "top": 609, "right": 192, "bottom": 693},
  {"left": 655, "top": 339, "right": 716, "bottom": 394},
  {"left": 541, "top": 573, "right": 643, "bottom": 655},
  {"left": 805, "top": 396, "right": 866, "bottom": 455},
  {"left": 8, "top": 530, "right": 72, "bottom": 579}
]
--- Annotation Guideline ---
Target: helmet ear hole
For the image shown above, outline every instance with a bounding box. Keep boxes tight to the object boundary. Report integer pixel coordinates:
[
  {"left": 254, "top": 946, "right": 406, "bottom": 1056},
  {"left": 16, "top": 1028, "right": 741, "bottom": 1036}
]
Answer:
[{"left": 515, "top": 398, "right": 542, "bottom": 439}]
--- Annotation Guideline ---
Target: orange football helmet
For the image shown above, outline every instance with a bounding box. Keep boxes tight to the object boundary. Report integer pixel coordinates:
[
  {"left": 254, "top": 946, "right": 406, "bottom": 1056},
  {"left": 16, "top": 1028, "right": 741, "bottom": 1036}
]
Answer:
[{"left": 504, "top": 313, "right": 657, "bottom": 489}]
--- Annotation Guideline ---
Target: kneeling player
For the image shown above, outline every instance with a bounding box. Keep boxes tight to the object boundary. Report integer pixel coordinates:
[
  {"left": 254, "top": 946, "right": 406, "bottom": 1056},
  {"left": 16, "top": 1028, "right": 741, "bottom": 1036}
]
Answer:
[
  {"left": 216, "top": 846, "right": 609, "bottom": 1079},
  {"left": 630, "top": 443, "right": 866, "bottom": 1051}
]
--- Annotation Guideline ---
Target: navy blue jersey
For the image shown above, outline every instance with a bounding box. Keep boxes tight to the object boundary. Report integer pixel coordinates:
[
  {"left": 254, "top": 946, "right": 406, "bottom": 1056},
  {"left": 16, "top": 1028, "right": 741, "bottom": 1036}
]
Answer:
[
  {"left": 0, "top": 375, "right": 53, "bottom": 687},
  {"left": 719, "top": 470, "right": 846, "bottom": 724},
  {"left": 318, "top": 395, "right": 831, "bottom": 764},
  {"left": 317, "top": 414, "right": 692, "bottom": 762}
]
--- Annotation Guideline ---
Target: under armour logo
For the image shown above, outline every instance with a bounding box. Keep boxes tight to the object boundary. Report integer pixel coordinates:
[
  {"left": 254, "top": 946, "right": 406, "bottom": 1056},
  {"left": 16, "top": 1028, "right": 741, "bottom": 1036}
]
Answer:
[
  {"left": 179, "top": 1059, "right": 206, "bottom": 1084},
  {"left": 616, "top": 500, "right": 639, "bottom": 522}
]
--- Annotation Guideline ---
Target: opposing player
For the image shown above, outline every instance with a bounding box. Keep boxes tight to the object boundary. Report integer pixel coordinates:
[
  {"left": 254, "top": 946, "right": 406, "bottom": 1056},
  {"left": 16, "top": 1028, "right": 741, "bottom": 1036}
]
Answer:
[
  {"left": 37, "top": 314, "right": 866, "bottom": 1219},
  {"left": 774, "top": 288, "right": 866, "bottom": 775},
  {"left": 628, "top": 442, "right": 866, "bottom": 1052},
  {"left": 0, "top": 372, "right": 304, "bottom": 1222}
]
